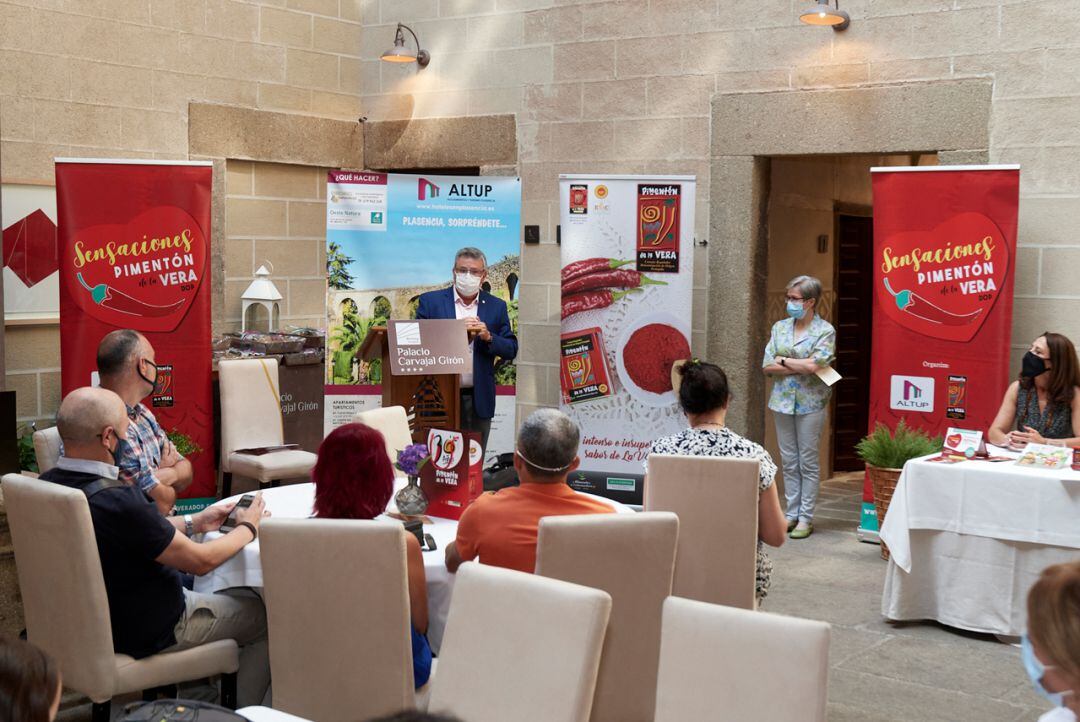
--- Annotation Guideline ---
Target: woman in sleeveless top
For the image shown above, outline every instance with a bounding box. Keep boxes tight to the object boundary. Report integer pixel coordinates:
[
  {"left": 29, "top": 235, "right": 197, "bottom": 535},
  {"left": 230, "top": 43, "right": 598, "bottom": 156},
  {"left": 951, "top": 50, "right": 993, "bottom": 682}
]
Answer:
[{"left": 989, "top": 332, "right": 1080, "bottom": 449}]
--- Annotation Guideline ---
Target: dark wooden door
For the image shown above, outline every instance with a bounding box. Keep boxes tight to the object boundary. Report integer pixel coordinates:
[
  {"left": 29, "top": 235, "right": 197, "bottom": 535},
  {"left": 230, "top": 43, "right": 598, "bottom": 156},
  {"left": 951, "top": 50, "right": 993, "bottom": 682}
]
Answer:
[{"left": 832, "top": 213, "right": 874, "bottom": 471}]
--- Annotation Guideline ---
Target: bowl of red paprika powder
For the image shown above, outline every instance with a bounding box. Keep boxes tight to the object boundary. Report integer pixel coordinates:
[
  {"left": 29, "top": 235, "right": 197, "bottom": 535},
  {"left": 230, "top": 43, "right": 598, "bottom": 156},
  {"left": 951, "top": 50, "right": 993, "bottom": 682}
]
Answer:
[{"left": 615, "top": 312, "right": 691, "bottom": 408}]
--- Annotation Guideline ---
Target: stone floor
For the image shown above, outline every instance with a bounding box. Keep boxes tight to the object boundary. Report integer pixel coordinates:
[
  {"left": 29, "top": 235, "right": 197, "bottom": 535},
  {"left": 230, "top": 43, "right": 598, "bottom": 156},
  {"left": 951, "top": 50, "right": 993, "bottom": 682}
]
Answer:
[
  {"left": 765, "top": 474, "right": 1050, "bottom": 721},
  {"left": 60, "top": 474, "right": 1054, "bottom": 721}
]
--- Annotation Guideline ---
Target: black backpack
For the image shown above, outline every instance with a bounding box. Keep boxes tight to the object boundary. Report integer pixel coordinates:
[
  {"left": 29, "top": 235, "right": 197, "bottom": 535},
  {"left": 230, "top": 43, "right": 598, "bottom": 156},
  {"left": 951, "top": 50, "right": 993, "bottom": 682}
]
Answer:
[
  {"left": 483, "top": 452, "right": 519, "bottom": 491},
  {"left": 119, "top": 699, "right": 250, "bottom": 721}
]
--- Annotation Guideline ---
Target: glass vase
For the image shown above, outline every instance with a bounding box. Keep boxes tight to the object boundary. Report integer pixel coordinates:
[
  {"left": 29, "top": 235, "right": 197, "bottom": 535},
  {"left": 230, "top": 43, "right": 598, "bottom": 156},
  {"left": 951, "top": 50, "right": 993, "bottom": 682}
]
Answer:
[{"left": 395, "top": 475, "right": 428, "bottom": 516}]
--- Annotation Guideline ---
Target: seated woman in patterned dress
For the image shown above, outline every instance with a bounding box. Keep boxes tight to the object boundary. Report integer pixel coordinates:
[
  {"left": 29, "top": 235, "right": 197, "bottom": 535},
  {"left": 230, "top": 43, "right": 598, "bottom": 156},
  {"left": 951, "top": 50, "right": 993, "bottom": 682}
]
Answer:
[
  {"left": 645, "top": 360, "right": 787, "bottom": 604},
  {"left": 989, "top": 332, "right": 1080, "bottom": 450}
]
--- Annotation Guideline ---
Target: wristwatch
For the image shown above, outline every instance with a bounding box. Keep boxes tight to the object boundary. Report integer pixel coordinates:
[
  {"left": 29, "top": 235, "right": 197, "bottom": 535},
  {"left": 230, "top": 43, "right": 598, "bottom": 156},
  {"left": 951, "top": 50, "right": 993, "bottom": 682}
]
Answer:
[{"left": 184, "top": 514, "right": 194, "bottom": 537}]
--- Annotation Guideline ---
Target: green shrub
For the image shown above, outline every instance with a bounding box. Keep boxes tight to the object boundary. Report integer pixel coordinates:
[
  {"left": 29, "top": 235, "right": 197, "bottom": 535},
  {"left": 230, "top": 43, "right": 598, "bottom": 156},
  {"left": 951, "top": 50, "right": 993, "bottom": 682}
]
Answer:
[{"left": 855, "top": 420, "right": 941, "bottom": 469}]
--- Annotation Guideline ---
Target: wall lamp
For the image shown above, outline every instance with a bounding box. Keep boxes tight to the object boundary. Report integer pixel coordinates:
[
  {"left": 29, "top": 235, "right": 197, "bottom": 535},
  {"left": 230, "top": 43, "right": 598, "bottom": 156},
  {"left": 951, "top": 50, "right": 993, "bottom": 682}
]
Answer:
[
  {"left": 380, "top": 23, "right": 430, "bottom": 67},
  {"left": 799, "top": 0, "right": 850, "bottom": 30}
]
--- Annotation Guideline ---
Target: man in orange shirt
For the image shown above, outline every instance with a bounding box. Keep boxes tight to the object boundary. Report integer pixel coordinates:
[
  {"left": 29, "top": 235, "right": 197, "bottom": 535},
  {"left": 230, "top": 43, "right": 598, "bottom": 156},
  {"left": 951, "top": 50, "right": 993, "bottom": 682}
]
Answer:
[{"left": 445, "top": 408, "right": 615, "bottom": 574}]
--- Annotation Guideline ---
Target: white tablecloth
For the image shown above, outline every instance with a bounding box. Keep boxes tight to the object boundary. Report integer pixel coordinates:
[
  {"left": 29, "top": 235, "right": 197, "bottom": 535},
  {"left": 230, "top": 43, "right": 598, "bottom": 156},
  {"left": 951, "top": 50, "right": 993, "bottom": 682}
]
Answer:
[
  {"left": 194, "top": 481, "right": 629, "bottom": 652},
  {"left": 880, "top": 454, "right": 1080, "bottom": 635}
]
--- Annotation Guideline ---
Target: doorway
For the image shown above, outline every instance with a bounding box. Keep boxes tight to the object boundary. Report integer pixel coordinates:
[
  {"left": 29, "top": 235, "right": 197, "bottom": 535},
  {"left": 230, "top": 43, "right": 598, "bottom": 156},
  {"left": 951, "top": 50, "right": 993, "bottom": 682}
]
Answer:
[
  {"left": 832, "top": 208, "right": 873, "bottom": 471},
  {"left": 762, "top": 153, "right": 938, "bottom": 486}
]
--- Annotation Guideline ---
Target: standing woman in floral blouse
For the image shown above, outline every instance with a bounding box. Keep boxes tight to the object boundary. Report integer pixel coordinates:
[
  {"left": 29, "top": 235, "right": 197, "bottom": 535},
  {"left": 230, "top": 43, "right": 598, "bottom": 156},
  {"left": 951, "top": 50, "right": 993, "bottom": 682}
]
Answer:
[{"left": 762, "top": 275, "right": 836, "bottom": 540}]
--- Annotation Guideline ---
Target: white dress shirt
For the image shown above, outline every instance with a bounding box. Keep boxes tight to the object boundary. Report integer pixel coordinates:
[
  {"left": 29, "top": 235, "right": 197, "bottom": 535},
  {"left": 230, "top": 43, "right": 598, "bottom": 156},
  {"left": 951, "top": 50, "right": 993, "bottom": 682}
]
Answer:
[{"left": 454, "top": 290, "right": 479, "bottom": 388}]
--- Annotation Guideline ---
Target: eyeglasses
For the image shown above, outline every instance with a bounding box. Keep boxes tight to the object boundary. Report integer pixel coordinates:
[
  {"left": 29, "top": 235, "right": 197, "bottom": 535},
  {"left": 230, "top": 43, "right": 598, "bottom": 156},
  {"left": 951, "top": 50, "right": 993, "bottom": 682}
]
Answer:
[
  {"left": 785, "top": 295, "right": 805, "bottom": 302},
  {"left": 454, "top": 268, "right": 484, "bottom": 277}
]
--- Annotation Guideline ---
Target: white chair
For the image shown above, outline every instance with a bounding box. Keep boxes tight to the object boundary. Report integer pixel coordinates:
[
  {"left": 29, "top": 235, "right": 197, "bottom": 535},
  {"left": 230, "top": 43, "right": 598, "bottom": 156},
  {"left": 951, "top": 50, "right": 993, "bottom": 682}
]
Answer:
[
  {"left": 259, "top": 518, "right": 428, "bottom": 721},
  {"left": 32, "top": 426, "right": 61, "bottom": 473},
  {"left": 535, "top": 512, "right": 679, "bottom": 722},
  {"left": 428, "top": 562, "right": 612, "bottom": 722},
  {"left": 645, "top": 453, "right": 760, "bottom": 609},
  {"left": 352, "top": 405, "right": 413, "bottom": 473},
  {"left": 654, "top": 596, "right": 831, "bottom": 722},
  {"left": 219, "top": 358, "right": 316, "bottom": 498},
  {"left": 2, "top": 474, "right": 240, "bottom": 722}
]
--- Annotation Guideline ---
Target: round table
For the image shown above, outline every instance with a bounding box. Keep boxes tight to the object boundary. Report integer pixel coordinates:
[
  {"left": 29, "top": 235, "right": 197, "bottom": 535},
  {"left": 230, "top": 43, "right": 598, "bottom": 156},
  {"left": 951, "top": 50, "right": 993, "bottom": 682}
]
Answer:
[{"left": 194, "top": 481, "right": 631, "bottom": 652}]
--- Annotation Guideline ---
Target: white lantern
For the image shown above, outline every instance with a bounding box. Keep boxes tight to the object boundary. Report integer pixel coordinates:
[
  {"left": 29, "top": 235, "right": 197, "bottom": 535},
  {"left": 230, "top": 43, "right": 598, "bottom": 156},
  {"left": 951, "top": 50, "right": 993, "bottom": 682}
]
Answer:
[{"left": 241, "top": 263, "right": 282, "bottom": 332}]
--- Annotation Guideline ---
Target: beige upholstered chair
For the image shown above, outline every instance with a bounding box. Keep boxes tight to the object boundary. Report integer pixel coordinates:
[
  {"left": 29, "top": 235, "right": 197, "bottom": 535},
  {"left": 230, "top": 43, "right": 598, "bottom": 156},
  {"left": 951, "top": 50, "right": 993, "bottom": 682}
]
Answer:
[
  {"left": 654, "top": 596, "right": 830, "bottom": 722},
  {"left": 219, "top": 358, "right": 316, "bottom": 498},
  {"left": 2, "top": 474, "right": 239, "bottom": 722},
  {"left": 645, "top": 453, "right": 760, "bottom": 609},
  {"left": 429, "top": 562, "right": 612, "bottom": 722},
  {"left": 259, "top": 518, "right": 428, "bottom": 721},
  {"left": 535, "top": 512, "right": 679, "bottom": 722},
  {"left": 32, "top": 425, "right": 61, "bottom": 473},
  {"left": 352, "top": 405, "right": 413, "bottom": 473}
]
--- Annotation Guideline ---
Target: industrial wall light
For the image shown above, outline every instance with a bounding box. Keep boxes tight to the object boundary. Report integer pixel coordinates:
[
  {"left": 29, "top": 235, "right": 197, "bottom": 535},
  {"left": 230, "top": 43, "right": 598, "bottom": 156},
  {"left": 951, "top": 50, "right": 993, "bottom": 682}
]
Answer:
[
  {"left": 799, "top": 0, "right": 850, "bottom": 30},
  {"left": 380, "top": 23, "right": 430, "bottom": 67}
]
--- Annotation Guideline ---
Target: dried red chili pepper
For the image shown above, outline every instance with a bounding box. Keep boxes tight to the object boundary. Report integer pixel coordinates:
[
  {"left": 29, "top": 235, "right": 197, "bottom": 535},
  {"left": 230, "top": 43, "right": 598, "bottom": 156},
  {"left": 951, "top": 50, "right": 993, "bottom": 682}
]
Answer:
[
  {"left": 562, "top": 288, "right": 641, "bottom": 320},
  {"left": 561, "top": 257, "right": 633, "bottom": 283},
  {"left": 77, "top": 273, "right": 185, "bottom": 318},
  {"left": 883, "top": 278, "right": 983, "bottom": 327},
  {"left": 562, "top": 269, "right": 667, "bottom": 295}
]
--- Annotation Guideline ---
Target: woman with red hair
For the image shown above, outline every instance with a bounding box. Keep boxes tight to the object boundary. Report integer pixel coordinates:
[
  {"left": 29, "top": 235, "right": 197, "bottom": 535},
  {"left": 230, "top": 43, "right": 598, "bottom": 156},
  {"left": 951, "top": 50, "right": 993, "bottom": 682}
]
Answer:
[{"left": 312, "top": 422, "right": 432, "bottom": 689}]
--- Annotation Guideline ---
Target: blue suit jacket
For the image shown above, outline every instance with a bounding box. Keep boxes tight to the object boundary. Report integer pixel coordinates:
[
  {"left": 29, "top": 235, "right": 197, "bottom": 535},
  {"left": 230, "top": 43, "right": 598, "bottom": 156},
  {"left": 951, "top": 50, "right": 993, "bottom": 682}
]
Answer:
[{"left": 415, "top": 286, "right": 517, "bottom": 419}]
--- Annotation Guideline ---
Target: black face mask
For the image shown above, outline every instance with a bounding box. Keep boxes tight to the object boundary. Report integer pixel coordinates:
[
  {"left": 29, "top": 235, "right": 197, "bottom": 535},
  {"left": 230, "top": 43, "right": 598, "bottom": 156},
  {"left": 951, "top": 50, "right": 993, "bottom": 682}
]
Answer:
[
  {"left": 138, "top": 359, "right": 158, "bottom": 391},
  {"left": 1021, "top": 351, "right": 1048, "bottom": 379}
]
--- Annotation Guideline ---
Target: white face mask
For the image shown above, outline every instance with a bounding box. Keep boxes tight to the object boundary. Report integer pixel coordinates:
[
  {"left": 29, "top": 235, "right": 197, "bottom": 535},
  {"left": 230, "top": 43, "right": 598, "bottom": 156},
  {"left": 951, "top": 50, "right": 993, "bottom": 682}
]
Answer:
[{"left": 455, "top": 272, "right": 482, "bottom": 297}]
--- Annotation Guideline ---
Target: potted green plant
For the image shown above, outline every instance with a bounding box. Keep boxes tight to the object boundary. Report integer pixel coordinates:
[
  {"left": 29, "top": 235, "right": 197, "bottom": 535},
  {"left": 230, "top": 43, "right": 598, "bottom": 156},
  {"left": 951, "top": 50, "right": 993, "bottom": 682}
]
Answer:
[{"left": 855, "top": 420, "right": 941, "bottom": 559}]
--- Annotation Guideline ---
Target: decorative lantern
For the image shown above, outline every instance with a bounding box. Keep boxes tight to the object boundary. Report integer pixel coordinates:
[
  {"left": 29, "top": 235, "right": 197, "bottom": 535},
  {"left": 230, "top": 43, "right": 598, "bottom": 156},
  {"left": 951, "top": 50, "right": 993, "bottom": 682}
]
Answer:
[{"left": 241, "top": 263, "right": 282, "bottom": 332}]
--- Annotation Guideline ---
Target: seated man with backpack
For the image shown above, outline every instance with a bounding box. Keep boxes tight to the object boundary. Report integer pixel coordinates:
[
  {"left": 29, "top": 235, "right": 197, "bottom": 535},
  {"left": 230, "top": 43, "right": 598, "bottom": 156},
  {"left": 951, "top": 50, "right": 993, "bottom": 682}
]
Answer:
[{"left": 39, "top": 386, "right": 270, "bottom": 707}]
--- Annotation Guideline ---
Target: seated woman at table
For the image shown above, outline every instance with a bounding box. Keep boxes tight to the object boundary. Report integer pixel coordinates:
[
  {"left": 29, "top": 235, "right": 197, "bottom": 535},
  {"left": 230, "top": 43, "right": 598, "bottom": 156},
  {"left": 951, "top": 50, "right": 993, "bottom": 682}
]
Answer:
[
  {"left": 312, "top": 422, "right": 432, "bottom": 689},
  {"left": 645, "top": 360, "right": 788, "bottom": 605},
  {"left": 1023, "top": 560, "right": 1080, "bottom": 721},
  {"left": 989, "top": 332, "right": 1080, "bottom": 449}
]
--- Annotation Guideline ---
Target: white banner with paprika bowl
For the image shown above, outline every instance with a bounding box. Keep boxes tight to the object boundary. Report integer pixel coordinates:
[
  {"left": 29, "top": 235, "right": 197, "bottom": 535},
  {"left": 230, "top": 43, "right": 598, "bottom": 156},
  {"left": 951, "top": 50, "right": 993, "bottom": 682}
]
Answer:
[
  {"left": 559, "top": 174, "right": 696, "bottom": 506},
  {"left": 57, "top": 160, "right": 216, "bottom": 498}
]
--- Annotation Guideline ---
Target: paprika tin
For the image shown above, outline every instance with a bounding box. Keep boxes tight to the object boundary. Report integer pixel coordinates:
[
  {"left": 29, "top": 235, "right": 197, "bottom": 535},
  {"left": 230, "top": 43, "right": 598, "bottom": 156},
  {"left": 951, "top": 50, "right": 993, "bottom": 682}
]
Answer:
[{"left": 560, "top": 327, "right": 614, "bottom": 405}]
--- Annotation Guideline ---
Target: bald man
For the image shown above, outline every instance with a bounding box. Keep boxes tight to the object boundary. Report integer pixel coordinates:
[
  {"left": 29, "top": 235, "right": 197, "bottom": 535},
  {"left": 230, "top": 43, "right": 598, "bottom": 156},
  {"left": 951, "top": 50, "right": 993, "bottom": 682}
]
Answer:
[
  {"left": 40, "top": 387, "right": 271, "bottom": 706},
  {"left": 96, "top": 329, "right": 192, "bottom": 514}
]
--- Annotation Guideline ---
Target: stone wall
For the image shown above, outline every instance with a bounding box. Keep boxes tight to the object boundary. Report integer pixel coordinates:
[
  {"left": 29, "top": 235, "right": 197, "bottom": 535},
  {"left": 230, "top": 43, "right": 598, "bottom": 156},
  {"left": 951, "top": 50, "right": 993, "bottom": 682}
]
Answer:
[
  {"left": 359, "top": 1, "right": 1080, "bottom": 432},
  {"left": 222, "top": 160, "right": 331, "bottom": 334},
  {"left": 1, "top": 0, "right": 366, "bottom": 425}
]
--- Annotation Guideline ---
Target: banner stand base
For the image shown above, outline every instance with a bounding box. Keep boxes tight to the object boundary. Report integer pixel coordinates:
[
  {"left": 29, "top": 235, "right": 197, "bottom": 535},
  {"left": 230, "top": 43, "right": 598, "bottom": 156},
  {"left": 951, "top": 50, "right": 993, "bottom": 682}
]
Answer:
[{"left": 857, "top": 501, "right": 882, "bottom": 545}]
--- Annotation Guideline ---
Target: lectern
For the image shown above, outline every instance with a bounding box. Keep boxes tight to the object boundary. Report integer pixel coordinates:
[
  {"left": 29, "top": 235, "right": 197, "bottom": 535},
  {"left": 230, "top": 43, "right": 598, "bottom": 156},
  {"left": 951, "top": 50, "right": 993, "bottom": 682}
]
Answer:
[{"left": 359, "top": 320, "right": 470, "bottom": 442}]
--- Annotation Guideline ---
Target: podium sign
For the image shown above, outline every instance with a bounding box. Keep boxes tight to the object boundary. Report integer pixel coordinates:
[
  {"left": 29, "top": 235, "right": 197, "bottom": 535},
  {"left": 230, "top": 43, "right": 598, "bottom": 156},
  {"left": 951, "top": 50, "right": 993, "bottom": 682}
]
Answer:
[
  {"left": 420, "top": 427, "right": 483, "bottom": 520},
  {"left": 387, "top": 319, "right": 470, "bottom": 376}
]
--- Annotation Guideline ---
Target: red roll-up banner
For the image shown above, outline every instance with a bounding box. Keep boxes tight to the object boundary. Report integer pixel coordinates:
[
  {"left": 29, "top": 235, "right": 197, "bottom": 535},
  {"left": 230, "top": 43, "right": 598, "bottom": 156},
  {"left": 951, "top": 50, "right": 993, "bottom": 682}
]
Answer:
[
  {"left": 56, "top": 160, "right": 215, "bottom": 498},
  {"left": 863, "top": 166, "right": 1020, "bottom": 529}
]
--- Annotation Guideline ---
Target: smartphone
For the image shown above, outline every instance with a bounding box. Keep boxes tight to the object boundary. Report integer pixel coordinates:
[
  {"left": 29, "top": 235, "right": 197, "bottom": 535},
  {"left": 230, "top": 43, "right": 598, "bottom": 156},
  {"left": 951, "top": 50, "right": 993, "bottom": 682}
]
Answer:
[{"left": 219, "top": 494, "right": 255, "bottom": 533}]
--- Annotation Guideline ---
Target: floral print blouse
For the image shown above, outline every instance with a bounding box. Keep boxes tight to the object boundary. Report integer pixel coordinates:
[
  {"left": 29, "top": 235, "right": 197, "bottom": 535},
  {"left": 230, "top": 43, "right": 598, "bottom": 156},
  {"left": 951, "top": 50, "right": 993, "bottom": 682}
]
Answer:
[{"left": 762, "top": 315, "right": 836, "bottom": 416}]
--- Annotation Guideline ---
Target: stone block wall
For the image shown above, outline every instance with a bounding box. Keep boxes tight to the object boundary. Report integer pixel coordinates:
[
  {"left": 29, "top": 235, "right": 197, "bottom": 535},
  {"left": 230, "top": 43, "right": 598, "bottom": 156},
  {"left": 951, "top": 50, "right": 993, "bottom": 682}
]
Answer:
[
  {"left": 360, "top": 0, "right": 1080, "bottom": 425},
  {"left": 0, "top": 0, "right": 365, "bottom": 184},
  {"left": 221, "top": 160, "right": 331, "bottom": 333}
]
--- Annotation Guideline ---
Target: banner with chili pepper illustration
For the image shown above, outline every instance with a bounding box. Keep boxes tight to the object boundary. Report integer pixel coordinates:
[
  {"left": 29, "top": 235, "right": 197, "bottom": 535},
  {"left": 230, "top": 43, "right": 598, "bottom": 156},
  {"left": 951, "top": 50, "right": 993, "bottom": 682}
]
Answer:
[
  {"left": 57, "top": 159, "right": 215, "bottom": 498},
  {"left": 861, "top": 165, "right": 1019, "bottom": 534},
  {"left": 559, "top": 174, "right": 696, "bottom": 505}
]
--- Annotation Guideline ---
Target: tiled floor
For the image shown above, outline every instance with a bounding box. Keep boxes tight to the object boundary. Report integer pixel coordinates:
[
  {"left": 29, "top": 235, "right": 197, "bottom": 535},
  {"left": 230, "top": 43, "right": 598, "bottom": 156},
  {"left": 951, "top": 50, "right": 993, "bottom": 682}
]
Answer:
[{"left": 767, "top": 474, "right": 1050, "bottom": 721}]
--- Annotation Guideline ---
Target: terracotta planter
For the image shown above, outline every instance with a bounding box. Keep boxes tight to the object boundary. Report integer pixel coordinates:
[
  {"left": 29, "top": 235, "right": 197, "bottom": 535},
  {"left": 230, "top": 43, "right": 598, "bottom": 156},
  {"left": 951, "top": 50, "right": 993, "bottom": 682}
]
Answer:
[{"left": 866, "top": 464, "right": 903, "bottom": 561}]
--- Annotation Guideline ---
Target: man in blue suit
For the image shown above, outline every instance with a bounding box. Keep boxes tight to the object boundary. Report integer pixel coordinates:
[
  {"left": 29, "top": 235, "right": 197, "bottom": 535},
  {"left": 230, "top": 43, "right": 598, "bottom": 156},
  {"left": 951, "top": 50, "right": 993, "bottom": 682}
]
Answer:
[{"left": 416, "top": 247, "right": 517, "bottom": 452}]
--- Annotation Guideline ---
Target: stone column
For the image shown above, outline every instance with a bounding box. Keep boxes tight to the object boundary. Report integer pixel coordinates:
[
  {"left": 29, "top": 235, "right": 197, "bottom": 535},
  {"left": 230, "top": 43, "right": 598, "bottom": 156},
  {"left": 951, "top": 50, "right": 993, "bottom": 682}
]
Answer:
[{"left": 707, "top": 155, "right": 771, "bottom": 441}]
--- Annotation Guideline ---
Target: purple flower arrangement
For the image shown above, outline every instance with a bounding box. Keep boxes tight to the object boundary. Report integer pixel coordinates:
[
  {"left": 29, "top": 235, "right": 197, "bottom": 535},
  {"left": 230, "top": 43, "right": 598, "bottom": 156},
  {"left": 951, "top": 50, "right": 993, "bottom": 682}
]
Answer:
[{"left": 395, "top": 443, "right": 430, "bottom": 477}]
